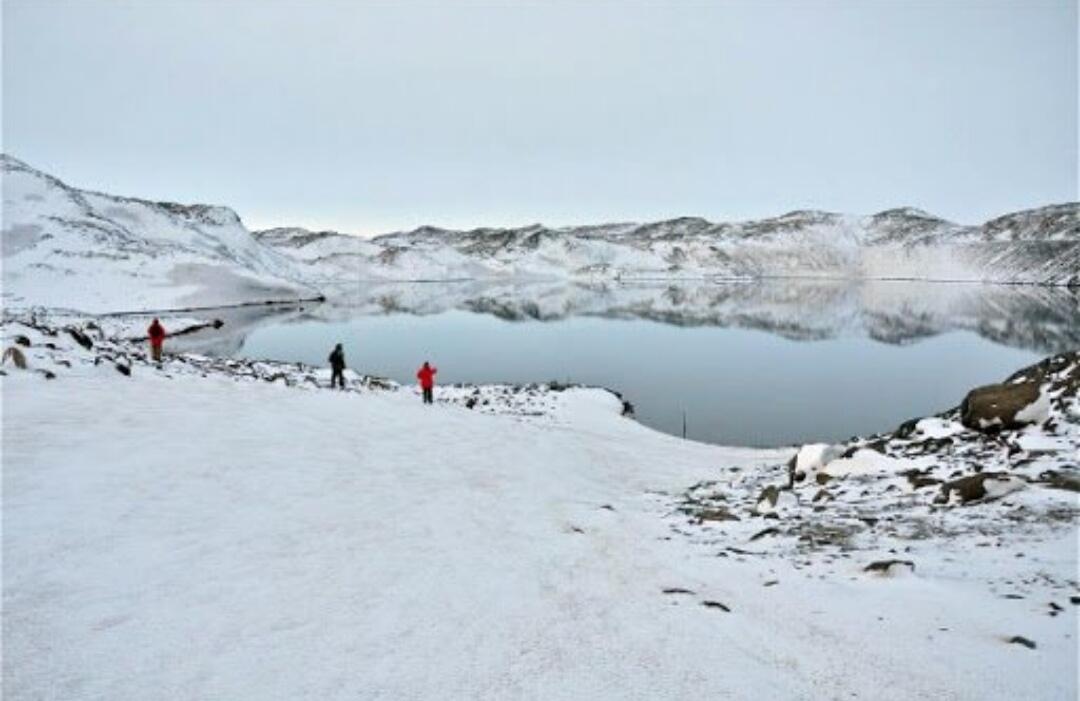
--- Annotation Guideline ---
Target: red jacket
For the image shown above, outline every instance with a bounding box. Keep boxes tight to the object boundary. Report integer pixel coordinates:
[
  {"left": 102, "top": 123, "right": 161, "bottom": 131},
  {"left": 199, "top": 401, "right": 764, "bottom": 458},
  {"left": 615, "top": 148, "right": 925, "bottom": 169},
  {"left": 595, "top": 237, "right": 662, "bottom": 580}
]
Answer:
[
  {"left": 148, "top": 321, "right": 166, "bottom": 347},
  {"left": 417, "top": 365, "right": 437, "bottom": 389}
]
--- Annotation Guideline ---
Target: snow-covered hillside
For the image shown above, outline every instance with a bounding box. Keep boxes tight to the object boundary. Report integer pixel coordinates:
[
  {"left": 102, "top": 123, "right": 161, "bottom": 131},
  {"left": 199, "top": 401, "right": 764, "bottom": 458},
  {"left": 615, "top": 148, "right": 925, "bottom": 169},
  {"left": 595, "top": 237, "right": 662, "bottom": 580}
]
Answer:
[
  {"left": 2, "top": 315, "right": 1076, "bottom": 700},
  {"left": 1, "top": 155, "right": 318, "bottom": 313},
  {"left": 258, "top": 205, "right": 1080, "bottom": 286},
  {"left": 3, "top": 154, "right": 1075, "bottom": 319}
]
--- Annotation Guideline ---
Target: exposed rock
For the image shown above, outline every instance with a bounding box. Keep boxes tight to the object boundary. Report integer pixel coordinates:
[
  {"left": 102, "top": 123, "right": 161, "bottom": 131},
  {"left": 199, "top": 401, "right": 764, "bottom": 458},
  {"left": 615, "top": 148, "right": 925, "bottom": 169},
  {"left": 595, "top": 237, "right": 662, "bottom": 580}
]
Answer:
[
  {"left": 754, "top": 485, "right": 781, "bottom": 516},
  {"left": 13, "top": 334, "right": 31, "bottom": 347},
  {"left": 960, "top": 381, "right": 1042, "bottom": 431},
  {"left": 701, "top": 600, "right": 731, "bottom": 612},
  {"left": 3, "top": 347, "right": 28, "bottom": 369},
  {"left": 936, "top": 472, "right": 1025, "bottom": 505},
  {"left": 115, "top": 363, "right": 132, "bottom": 377},
  {"left": 903, "top": 468, "right": 941, "bottom": 490},
  {"left": 894, "top": 417, "right": 921, "bottom": 439},
  {"left": 786, "top": 453, "right": 798, "bottom": 487},
  {"left": 1034, "top": 470, "right": 1080, "bottom": 493},
  {"left": 696, "top": 507, "right": 740, "bottom": 523},
  {"left": 1007, "top": 635, "right": 1036, "bottom": 650},
  {"left": 66, "top": 328, "right": 94, "bottom": 350},
  {"left": 750, "top": 526, "right": 780, "bottom": 541},
  {"left": 864, "top": 559, "right": 915, "bottom": 575}
]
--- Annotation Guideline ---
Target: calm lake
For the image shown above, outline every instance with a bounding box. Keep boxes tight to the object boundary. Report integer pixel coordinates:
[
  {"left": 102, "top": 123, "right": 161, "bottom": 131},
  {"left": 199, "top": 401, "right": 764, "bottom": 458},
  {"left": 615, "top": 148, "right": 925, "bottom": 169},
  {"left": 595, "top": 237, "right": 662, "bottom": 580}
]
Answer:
[{"left": 208, "top": 280, "right": 1077, "bottom": 448}]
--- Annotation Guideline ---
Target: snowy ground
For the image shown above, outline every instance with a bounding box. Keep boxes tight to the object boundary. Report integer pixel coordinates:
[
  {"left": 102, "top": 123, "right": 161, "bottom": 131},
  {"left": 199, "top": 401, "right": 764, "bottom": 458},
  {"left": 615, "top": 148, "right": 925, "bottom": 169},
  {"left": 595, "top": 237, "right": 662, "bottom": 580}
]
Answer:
[{"left": 2, "top": 318, "right": 1078, "bottom": 700}]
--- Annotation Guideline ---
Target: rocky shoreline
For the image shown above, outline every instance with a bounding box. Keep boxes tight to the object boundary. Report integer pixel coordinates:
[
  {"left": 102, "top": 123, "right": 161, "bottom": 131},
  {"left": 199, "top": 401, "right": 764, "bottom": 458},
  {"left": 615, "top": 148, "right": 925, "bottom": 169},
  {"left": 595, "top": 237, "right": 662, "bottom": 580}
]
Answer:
[
  {"left": 666, "top": 351, "right": 1079, "bottom": 639},
  {"left": 0, "top": 311, "right": 634, "bottom": 421}
]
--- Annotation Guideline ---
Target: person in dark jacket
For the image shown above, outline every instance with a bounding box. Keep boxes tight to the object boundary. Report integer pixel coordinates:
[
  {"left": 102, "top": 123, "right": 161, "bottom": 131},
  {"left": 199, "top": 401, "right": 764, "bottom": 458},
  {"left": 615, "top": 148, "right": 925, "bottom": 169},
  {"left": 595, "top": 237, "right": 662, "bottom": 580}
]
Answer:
[
  {"left": 417, "top": 361, "right": 437, "bottom": 404},
  {"left": 147, "top": 318, "right": 166, "bottom": 362},
  {"left": 328, "top": 343, "right": 346, "bottom": 389}
]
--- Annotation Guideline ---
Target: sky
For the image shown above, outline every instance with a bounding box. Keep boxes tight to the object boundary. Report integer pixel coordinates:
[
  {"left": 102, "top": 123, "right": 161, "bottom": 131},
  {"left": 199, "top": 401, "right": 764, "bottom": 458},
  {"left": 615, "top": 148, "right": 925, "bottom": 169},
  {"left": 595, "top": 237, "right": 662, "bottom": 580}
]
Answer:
[{"left": 3, "top": 0, "right": 1077, "bottom": 235}]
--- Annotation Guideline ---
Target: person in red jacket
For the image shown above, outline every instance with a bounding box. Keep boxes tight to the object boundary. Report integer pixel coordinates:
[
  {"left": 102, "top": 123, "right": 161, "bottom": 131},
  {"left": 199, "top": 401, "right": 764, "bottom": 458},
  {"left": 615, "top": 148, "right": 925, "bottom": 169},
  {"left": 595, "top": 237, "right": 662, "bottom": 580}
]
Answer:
[
  {"left": 417, "top": 361, "right": 437, "bottom": 404},
  {"left": 147, "top": 318, "right": 166, "bottom": 362}
]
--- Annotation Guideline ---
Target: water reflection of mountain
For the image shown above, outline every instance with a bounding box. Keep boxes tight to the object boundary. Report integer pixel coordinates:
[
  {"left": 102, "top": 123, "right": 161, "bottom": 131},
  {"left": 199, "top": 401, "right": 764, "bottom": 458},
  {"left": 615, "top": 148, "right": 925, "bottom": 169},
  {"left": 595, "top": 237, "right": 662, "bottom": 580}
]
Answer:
[{"left": 175, "top": 280, "right": 1080, "bottom": 357}]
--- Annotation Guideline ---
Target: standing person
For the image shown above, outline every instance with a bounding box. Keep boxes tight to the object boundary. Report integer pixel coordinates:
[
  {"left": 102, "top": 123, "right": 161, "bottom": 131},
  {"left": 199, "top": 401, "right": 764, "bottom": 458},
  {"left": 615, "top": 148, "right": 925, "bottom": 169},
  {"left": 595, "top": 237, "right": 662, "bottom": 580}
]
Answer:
[
  {"left": 147, "top": 318, "right": 166, "bottom": 362},
  {"left": 328, "top": 343, "right": 346, "bottom": 390},
  {"left": 417, "top": 361, "right": 437, "bottom": 404}
]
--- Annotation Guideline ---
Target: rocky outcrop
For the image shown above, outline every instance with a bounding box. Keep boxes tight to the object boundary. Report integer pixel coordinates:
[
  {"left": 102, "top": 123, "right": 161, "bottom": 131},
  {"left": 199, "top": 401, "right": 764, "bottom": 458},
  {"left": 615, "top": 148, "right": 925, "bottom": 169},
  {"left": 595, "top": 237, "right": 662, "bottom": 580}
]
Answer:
[
  {"left": 672, "top": 351, "right": 1078, "bottom": 572},
  {"left": 960, "top": 381, "right": 1043, "bottom": 431}
]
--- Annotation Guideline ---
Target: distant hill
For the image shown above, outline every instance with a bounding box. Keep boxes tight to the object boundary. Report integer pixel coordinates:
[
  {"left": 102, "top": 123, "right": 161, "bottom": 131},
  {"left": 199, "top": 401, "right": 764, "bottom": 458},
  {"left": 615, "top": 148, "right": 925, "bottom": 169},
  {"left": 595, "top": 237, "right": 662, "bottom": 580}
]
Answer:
[{"left": 258, "top": 205, "right": 1080, "bottom": 286}]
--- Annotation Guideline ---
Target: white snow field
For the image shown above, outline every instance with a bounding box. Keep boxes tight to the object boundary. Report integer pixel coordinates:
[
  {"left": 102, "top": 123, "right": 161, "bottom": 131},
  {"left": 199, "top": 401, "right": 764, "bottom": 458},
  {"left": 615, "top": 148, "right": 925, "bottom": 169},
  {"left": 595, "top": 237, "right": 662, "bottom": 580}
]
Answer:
[{"left": 3, "top": 354, "right": 1076, "bottom": 700}]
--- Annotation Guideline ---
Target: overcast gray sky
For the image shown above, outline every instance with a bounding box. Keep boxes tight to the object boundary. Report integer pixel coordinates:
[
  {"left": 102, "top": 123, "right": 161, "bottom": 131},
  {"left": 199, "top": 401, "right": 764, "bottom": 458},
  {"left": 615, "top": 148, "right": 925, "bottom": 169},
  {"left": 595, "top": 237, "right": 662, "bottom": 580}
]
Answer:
[{"left": 3, "top": 0, "right": 1077, "bottom": 235}]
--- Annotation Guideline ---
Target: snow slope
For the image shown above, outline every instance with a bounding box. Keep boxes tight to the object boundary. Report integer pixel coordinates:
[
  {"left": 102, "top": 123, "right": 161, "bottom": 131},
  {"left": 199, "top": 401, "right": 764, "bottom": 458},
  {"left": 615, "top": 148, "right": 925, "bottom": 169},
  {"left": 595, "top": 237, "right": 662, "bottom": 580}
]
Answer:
[
  {"left": 2, "top": 318, "right": 1077, "bottom": 700},
  {"left": 258, "top": 205, "right": 1080, "bottom": 286},
  {"left": 1, "top": 155, "right": 317, "bottom": 313}
]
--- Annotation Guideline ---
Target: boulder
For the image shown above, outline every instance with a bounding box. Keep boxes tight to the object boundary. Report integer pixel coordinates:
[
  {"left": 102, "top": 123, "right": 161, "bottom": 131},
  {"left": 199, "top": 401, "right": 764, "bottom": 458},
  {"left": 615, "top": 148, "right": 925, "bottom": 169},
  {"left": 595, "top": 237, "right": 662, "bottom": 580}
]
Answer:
[
  {"left": 935, "top": 472, "right": 1025, "bottom": 505},
  {"left": 789, "top": 443, "right": 844, "bottom": 484},
  {"left": 696, "top": 507, "right": 740, "bottom": 523},
  {"left": 755, "top": 485, "right": 780, "bottom": 515},
  {"left": 2, "top": 347, "right": 27, "bottom": 369},
  {"left": 864, "top": 559, "right": 915, "bottom": 576},
  {"left": 66, "top": 328, "right": 93, "bottom": 350},
  {"left": 960, "top": 381, "right": 1043, "bottom": 431}
]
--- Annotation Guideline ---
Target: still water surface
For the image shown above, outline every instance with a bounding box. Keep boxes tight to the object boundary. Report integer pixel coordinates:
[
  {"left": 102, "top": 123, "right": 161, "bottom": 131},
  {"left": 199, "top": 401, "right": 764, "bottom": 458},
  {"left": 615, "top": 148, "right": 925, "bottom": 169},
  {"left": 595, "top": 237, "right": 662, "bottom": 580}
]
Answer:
[{"left": 229, "top": 281, "right": 1073, "bottom": 447}]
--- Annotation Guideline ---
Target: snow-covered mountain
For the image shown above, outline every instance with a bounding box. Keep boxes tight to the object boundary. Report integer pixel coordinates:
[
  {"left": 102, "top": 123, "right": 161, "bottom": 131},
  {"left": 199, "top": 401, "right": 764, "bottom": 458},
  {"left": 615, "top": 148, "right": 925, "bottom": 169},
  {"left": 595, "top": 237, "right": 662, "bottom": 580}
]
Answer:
[
  {"left": 257, "top": 205, "right": 1080, "bottom": 285},
  {"left": 1, "top": 155, "right": 317, "bottom": 313},
  {"left": 3, "top": 153, "right": 1076, "bottom": 318}
]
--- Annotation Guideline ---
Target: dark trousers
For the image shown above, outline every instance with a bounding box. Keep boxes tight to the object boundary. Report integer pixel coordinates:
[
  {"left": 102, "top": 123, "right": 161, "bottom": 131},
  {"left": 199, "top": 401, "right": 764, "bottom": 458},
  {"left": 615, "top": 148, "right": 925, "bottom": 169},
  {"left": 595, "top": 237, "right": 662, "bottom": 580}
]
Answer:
[
  {"left": 331, "top": 367, "right": 345, "bottom": 389},
  {"left": 422, "top": 387, "right": 433, "bottom": 404}
]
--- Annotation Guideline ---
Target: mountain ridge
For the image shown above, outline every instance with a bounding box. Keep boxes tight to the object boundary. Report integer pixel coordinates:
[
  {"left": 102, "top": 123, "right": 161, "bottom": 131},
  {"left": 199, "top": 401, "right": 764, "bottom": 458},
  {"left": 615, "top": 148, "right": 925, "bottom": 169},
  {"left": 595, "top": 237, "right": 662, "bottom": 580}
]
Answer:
[
  {"left": 256, "top": 203, "right": 1079, "bottom": 285},
  {"left": 2, "top": 153, "right": 1077, "bottom": 317}
]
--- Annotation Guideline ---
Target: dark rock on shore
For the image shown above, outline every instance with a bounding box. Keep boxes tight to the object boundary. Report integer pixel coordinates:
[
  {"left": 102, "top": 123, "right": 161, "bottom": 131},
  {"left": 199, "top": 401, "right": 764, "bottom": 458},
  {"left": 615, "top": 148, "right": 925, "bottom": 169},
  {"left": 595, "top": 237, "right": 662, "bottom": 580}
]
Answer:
[{"left": 960, "top": 381, "right": 1042, "bottom": 431}]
